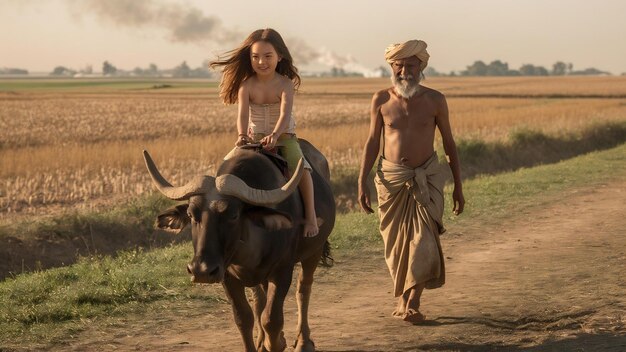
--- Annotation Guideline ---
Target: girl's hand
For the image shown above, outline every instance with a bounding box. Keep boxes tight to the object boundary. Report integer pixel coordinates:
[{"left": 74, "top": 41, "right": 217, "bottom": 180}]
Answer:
[
  {"left": 236, "top": 134, "right": 251, "bottom": 147},
  {"left": 261, "top": 132, "right": 278, "bottom": 150}
]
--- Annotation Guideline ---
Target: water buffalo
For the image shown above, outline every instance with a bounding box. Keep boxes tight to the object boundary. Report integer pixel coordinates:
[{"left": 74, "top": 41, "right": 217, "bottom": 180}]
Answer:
[{"left": 143, "top": 139, "right": 335, "bottom": 352}]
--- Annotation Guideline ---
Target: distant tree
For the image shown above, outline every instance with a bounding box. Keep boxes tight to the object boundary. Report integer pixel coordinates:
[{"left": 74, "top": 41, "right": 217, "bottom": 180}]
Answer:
[
  {"left": 50, "top": 66, "right": 76, "bottom": 76},
  {"left": 570, "top": 67, "right": 610, "bottom": 76},
  {"left": 463, "top": 60, "right": 488, "bottom": 76},
  {"left": 567, "top": 62, "right": 573, "bottom": 74},
  {"left": 519, "top": 64, "right": 549, "bottom": 76},
  {"left": 463, "top": 60, "right": 519, "bottom": 76},
  {"left": 551, "top": 61, "right": 567, "bottom": 75},
  {"left": 534, "top": 66, "right": 549, "bottom": 76},
  {"left": 423, "top": 66, "right": 442, "bottom": 77},
  {"left": 519, "top": 64, "right": 535, "bottom": 76},
  {"left": 148, "top": 63, "right": 158, "bottom": 75},
  {"left": 173, "top": 61, "right": 191, "bottom": 77},
  {"left": 486, "top": 60, "right": 512, "bottom": 76},
  {"left": 133, "top": 67, "right": 144, "bottom": 76},
  {"left": 0, "top": 67, "right": 28, "bottom": 75},
  {"left": 102, "top": 61, "right": 117, "bottom": 76}
]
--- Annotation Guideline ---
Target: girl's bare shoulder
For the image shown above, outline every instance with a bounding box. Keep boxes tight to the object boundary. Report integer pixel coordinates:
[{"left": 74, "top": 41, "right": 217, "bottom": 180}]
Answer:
[
  {"left": 277, "top": 75, "right": 295, "bottom": 91},
  {"left": 241, "top": 75, "right": 256, "bottom": 87}
]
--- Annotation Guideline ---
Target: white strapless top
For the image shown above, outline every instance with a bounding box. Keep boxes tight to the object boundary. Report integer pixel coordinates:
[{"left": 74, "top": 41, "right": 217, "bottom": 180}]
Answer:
[{"left": 248, "top": 103, "right": 296, "bottom": 135}]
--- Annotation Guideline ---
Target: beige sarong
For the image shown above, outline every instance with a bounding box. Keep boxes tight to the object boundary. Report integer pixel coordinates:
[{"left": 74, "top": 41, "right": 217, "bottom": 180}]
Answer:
[{"left": 374, "top": 153, "right": 447, "bottom": 297}]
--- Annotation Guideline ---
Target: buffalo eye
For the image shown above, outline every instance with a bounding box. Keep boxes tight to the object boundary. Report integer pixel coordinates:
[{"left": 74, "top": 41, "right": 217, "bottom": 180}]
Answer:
[
  {"left": 227, "top": 209, "right": 240, "bottom": 222},
  {"left": 187, "top": 202, "right": 202, "bottom": 224}
]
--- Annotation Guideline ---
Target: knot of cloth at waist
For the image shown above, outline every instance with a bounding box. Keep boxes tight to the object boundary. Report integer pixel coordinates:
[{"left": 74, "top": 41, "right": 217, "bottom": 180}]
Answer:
[{"left": 377, "top": 153, "right": 446, "bottom": 208}]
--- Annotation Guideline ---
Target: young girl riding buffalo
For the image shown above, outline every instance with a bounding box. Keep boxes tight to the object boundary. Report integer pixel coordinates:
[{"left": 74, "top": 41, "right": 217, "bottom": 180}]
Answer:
[{"left": 210, "top": 28, "right": 318, "bottom": 237}]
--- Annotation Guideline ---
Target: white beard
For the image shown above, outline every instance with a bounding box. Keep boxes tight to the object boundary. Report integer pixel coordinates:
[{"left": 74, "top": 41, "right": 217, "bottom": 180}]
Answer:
[{"left": 391, "top": 74, "right": 421, "bottom": 99}]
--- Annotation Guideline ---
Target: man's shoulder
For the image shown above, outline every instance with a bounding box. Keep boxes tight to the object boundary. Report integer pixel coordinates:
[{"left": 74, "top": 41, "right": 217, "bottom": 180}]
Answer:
[
  {"left": 420, "top": 85, "right": 445, "bottom": 100},
  {"left": 372, "top": 88, "right": 393, "bottom": 101}
]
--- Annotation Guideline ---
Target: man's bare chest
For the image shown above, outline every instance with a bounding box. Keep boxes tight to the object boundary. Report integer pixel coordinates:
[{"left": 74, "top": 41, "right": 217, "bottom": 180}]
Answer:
[{"left": 382, "top": 102, "right": 436, "bottom": 130}]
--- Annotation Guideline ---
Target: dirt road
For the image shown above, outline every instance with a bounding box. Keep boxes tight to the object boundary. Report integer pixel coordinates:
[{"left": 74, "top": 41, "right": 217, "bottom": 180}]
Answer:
[{"left": 61, "top": 180, "right": 626, "bottom": 351}]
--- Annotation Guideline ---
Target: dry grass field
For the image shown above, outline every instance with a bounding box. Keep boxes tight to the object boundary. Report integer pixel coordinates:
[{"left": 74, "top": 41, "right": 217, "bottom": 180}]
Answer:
[{"left": 1, "top": 76, "right": 625, "bottom": 218}]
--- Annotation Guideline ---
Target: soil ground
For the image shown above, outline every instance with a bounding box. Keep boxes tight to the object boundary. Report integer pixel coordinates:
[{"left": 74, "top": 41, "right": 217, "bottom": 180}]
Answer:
[{"left": 54, "top": 179, "right": 626, "bottom": 351}]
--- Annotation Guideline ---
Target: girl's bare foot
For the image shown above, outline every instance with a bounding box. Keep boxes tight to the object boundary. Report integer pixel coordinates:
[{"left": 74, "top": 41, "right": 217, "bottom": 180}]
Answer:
[{"left": 303, "top": 220, "right": 319, "bottom": 237}]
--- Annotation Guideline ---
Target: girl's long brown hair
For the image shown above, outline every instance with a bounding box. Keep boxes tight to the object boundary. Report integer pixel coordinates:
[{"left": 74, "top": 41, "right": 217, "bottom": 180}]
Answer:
[{"left": 210, "top": 28, "right": 301, "bottom": 105}]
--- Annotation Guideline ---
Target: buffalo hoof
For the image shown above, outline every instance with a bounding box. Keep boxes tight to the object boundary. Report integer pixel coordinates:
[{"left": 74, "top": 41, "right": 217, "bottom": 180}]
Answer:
[
  {"left": 294, "top": 339, "right": 315, "bottom": 352},
  {"left": 260, "top": 331, "right": 287, "bottom": 352}
]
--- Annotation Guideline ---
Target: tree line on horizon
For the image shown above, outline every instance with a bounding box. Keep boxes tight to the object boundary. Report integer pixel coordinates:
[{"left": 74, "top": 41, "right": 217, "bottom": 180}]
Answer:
[
  {"left": 426, "top": 60, "right": 613, "bottom": 77},
  {"left": 0, "top": 61, "right": 213, "bottom": 78},
  {"left": 0, "top": 59, "right": 622, "bottom": 77}
]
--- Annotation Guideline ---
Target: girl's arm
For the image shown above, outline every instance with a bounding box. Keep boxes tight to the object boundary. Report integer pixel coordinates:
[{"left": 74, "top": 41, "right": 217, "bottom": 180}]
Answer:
[
  {"left": 236, "top": 82, "right": 251, "bottom": 146},
  {"left": 262, "top": 79, "right": 294, "bottom": 149}
]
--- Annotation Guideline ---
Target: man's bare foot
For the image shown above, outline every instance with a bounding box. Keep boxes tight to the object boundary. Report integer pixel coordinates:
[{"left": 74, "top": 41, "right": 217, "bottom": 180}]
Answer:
[
  {"left": 402, "top": 309, "right": 426, "bottom": 324},
  {"left": 303, "top": 221, "right": 319, "bottom": 237},
  {"left": 392, "top": 295, "right": 408, "bottom": 318}
]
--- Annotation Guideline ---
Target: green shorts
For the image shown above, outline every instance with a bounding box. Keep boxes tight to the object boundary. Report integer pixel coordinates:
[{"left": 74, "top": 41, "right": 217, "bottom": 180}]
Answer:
[{"left": 253, "top": 133, "right": 312, "bottom": 173}]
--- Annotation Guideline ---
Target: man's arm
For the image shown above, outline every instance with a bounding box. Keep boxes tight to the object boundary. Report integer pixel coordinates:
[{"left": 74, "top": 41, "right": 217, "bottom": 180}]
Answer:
[
  {"left": 435, "top": 93, "right": 465, "bottom": 215},
  {"left": 358, "top": 91, "right": 386, "bottom": 213}
]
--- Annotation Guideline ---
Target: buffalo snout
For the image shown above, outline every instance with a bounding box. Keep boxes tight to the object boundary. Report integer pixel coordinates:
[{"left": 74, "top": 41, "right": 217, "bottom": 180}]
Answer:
[{"left": 187, "top": 260, "right": 223, "bottom": 283}]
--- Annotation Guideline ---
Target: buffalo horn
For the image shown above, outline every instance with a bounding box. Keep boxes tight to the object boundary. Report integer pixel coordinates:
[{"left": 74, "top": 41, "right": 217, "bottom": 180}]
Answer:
[
  {"left": 215, "top": 158, "right": 305, "bottom": 206},
  {"left": 143, "top": 150, "right": 215, "bottom": 200}
]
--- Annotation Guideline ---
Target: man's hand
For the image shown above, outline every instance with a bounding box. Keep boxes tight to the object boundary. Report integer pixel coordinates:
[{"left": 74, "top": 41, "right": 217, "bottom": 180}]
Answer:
[
  {"left": 358, "top": 183, "right": 374, "bottom": 214},
  {"left": 452, "top": 187, "right": 465, "bottom": 215}
]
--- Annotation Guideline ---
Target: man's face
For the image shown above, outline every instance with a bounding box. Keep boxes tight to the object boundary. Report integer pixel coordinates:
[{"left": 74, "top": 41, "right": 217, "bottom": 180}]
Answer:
[
  {"left": 391, "top": 56, "right": 422, "bottom": 83},
  {"left": 390, "top": 56, "right": 422, "bottom": 99}
]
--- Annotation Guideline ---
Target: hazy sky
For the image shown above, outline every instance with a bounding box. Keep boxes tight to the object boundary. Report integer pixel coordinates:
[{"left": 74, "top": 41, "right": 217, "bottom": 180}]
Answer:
[{"left": 2, "top": 0, "right": 626, "bottom": 74}]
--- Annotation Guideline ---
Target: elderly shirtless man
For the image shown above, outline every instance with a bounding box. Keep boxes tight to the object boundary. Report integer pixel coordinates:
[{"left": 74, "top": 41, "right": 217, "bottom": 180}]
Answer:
[{"left": 358, "top": 40, "right": 465, "bottom": 324}]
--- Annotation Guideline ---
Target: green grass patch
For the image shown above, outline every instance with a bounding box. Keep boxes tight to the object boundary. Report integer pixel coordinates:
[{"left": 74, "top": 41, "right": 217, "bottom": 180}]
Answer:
[
  {"left": 444, "top": 142, "right": 626, "bottom": 228},
  {"left": 453, "top": 120, "right": 626, "bottom": 178},
  {"left": 0, "top": 244, "right": 220, "bottom": 347},
  {"left": 0, "top": 192, "right": 173, "bottom": 242}
]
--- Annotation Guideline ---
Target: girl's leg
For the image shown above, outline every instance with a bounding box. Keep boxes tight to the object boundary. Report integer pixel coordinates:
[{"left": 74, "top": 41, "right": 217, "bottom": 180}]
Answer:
[{"left": 299, "top": 170, "right": 318, "bottom": 237}]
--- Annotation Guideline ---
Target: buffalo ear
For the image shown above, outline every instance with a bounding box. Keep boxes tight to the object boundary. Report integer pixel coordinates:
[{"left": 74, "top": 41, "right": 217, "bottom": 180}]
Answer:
[
  {"left": 246, "top": 207, "right": 293, "bottom": 232},
  {"left": 155, "top": 204, "right": 190, "bottom": 234}
]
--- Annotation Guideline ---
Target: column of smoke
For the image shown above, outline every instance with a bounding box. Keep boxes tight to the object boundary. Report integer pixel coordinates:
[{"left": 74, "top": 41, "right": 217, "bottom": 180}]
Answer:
[{"left": 69, "top": 0, "right": 377, "bottom": 75}]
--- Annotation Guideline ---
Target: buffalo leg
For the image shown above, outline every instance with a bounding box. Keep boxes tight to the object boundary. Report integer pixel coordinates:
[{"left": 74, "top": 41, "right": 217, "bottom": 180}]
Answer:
[
  {"left": 294, "top": 250, "right": 322, "bottom": 352},
  {"left": 250, "top": 282, "right": 268, "bottom": 350},
  {"left": 261, "top": 268, "right": 293, "bottom": 352},
  {"left": 223, "top": 274, "right": 255, "bottom": 352}
]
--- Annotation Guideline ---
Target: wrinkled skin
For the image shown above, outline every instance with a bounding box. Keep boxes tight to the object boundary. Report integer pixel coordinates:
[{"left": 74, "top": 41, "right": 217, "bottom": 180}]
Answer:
[{"left": 146, "top": 139, "right": 335, "bottom": 352}]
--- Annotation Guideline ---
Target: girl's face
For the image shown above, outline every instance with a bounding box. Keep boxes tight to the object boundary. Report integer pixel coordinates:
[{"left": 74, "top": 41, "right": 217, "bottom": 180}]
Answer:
[{"left": 250, "top": 41, "right": 281, "bottom": 77}]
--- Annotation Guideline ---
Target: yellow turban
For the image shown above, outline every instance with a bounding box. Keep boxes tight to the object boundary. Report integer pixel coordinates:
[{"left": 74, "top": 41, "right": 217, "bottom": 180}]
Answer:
[{"left": 384, "top": 40, "right": 429, "bottom": 71}]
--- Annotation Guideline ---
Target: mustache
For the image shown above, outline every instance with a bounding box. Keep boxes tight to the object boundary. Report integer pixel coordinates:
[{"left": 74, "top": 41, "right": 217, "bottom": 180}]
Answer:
[{"left": 396, "top": 74, "right": 415, "bottom": 81}]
